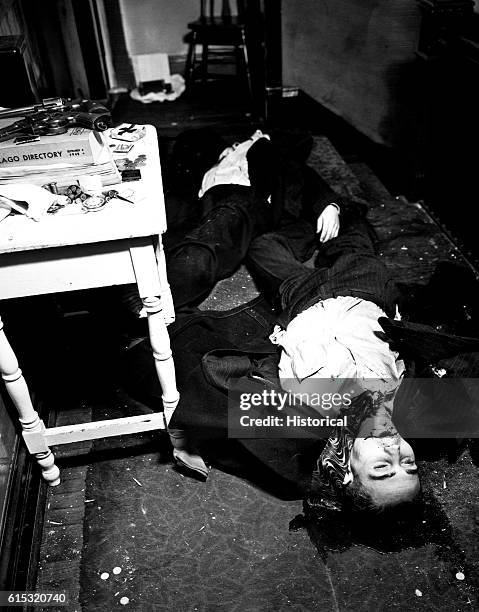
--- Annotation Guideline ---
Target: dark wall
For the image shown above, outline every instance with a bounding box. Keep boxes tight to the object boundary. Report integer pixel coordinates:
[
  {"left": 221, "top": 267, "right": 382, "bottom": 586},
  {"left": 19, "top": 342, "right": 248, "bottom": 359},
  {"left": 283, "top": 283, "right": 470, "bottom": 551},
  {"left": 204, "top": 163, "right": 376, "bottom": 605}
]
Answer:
[{"left": 282, "top": 0, "right": 422, "bottom": 148}]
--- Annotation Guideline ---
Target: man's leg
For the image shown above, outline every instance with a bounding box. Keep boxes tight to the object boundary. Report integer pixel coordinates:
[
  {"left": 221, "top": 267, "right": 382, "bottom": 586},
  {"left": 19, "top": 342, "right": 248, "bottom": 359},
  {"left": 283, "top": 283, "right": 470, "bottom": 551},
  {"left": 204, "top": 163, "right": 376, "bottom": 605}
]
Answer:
[
  {"left": 314, "top": 216, "right": 378, "bottom": 268},
  {"left": 247, "top": 216, "right": 376, "bottom": 300},
  {"left": 246, "top": 219, "right": 316, "bottom": 299},
  {"left": 167, "top": 185, "right": 267, "bottom": 309},
  {"left": 278, "top": 216, "right": 397, "bottom": 319},
  {"left": 248, "top": 214, "right": 386, "bottom": 318},
  {"left": 120, "top": 185, "right": 265, "bottom": 315}
]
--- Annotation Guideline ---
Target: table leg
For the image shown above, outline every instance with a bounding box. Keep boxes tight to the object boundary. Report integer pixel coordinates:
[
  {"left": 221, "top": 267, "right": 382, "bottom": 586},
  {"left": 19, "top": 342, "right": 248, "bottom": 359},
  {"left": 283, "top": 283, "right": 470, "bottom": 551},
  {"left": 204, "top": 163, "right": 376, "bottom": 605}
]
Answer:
[
  {"left": 142, "top": 297, "right": 180, "bottom": 425},
  {"left": 0, "top": 316, "right": 60, "bottom": 486},
  {"left": 129, "top": 241, "right": 180, "bottom": 425}
]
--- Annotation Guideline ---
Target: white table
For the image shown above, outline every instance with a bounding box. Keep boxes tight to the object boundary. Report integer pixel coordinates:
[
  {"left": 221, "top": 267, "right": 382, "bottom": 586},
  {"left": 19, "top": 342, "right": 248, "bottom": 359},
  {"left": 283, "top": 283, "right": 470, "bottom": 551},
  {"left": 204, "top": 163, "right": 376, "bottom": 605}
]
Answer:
[{"left": 0, "top": 125, "right": 179, "bottom": 486}]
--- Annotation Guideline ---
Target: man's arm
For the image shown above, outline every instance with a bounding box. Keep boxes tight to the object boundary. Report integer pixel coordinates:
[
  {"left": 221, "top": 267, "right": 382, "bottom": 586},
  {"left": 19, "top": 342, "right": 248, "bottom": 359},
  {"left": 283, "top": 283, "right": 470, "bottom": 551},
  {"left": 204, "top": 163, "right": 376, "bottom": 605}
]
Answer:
[
  {"left": 317, "top": 203, "right": 340, "bottom": 243},
  {"left": 303, "top": 164, "right": 368, "bottom": 242},
  {"left": 302, "top": 164, "right": 342, "bottom": 242},
  {"left": 247, "top": 134, "right": 366, "bottom": 237}
]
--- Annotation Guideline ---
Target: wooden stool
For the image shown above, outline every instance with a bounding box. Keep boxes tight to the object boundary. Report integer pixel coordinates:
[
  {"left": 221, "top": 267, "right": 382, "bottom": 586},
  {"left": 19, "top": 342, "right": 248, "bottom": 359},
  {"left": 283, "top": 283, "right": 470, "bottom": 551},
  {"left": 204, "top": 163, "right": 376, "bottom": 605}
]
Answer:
[{"left": 185, "top": 0, "right": 252, "bottom": 98}]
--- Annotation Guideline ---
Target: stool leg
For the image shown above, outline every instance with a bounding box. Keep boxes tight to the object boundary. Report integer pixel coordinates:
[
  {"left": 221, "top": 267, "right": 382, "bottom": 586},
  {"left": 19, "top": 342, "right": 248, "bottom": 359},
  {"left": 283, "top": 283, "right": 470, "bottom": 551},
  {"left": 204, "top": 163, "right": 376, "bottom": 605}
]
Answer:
[
  {"left": 185, "top": 43, "right": 195, "bottom": 89},
  {"left": 240, "top": 30, "right": 252, "bottom": 99},
  {"left": 186, "top": 31, "right": 198, "bottom": 89},
  {"left": 201, "top": 43, "right": 209, "bottom": 83}
]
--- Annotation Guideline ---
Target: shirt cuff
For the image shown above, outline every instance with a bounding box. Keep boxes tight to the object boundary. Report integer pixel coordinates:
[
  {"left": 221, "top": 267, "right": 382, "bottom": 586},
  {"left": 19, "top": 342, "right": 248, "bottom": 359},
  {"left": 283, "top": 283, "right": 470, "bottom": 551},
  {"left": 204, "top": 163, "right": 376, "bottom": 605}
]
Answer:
[{"left": 329, "top": 202, "right": 341, "bottom": 214}]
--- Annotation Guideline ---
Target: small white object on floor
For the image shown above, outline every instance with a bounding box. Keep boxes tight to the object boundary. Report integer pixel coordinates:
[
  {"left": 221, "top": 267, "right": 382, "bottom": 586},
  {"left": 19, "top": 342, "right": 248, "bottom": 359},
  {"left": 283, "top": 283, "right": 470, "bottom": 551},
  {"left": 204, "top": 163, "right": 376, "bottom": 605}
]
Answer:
[
  {"left": 113, "top": 566, "right": 122, "bottom": 575},
  {"left": 456, "top": 572, "right": 465, "bottom": 581},
  {"left": 130, "top": 74, "right": 185, "bottom": 104},
  {"left": 100, "top": 572, "right": 109, "bottom": 580},
  {"left": 415, "top": 589, "right": 423, "bottom": 597},
  {"left": 120, "top": 596, "right": 129, "bottom": 605},
  {"left": 129, "top": 53, "right": 185, "bottom": 102}
]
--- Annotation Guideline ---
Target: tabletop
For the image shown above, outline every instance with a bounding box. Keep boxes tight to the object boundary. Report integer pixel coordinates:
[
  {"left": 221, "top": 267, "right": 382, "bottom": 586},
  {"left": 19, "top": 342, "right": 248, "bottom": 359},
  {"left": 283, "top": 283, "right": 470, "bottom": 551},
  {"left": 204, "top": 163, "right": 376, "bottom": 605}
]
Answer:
[{"left": 0, "top": 125, "right": 166, "bottom": 254}]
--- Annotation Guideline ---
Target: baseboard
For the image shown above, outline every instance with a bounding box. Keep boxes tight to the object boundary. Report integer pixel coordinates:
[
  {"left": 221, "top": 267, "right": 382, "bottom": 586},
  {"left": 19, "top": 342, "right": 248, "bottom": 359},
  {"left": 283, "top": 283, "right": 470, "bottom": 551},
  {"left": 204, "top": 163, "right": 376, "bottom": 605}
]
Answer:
[
  {"left": 168, "top": 53, "right": 187, "bottom": 76},
  {"left": 266, "top": 86, "right": 299, "bottom": 98}
]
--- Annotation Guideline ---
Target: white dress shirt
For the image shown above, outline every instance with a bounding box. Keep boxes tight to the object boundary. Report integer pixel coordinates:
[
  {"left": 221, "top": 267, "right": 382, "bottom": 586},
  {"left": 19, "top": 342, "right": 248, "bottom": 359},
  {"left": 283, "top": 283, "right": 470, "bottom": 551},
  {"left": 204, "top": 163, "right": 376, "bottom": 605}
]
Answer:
[{"left": 270, "top": 296, "right": 404, "bottom": 408}]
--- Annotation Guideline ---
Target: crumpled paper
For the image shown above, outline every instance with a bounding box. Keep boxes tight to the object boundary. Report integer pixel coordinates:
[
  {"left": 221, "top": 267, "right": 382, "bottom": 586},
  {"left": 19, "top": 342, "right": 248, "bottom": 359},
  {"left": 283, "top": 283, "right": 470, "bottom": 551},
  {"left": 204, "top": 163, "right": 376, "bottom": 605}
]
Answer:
[{"left": 0, "top": 184, "right": 68, "bottom": 222}]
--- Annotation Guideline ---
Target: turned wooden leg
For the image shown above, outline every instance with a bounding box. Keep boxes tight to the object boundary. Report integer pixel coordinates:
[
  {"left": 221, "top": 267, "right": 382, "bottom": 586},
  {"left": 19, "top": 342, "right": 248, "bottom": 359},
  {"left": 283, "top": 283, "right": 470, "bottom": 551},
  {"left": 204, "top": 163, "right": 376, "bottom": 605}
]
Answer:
[
  {"left": 0, "top": 316, "right": 60, "bottom": 486},
  {"left": 240, "top": 29, "right": 253, "bottom": 100},
  {"left": 155, "top": 241, "right": 175, "bottom": 325},
  {"left": 130, "top": 240, "right": 180, "bottom": 425},
  {"left": 142, "top": 297, "right": 180, "bottom": 426},
  {"left": 185, "top": 33, "right": 197, "bottom": 90},
  {"left": 201, "top": 43, "right": 209, "bottom": 84}
]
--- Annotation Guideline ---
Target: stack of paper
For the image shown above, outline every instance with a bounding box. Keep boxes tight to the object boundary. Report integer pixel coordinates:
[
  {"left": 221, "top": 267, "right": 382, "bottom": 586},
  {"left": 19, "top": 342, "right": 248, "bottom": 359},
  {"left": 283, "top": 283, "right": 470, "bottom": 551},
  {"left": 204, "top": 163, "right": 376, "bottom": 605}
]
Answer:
[
  {"left": 0, "top": 128, "right": 105, "bottom": 168},
  {"left": 0, "top": 133, "right": 121, "bottom": 188}
]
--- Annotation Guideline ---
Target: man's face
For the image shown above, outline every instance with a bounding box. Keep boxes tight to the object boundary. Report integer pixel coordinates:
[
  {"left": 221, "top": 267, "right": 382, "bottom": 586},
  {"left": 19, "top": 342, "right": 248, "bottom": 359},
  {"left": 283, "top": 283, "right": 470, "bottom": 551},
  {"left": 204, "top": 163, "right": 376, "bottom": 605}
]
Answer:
[{"left": 348, "top": 435, "right": 420, "bottom": 506}]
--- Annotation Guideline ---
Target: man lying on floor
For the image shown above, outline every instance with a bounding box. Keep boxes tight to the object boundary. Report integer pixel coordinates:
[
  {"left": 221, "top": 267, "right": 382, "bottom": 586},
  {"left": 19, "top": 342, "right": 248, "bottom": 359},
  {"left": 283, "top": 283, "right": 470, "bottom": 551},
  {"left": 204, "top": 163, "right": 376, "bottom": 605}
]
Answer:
[
  {"left": 121, "top": 208, "right": 479, "bottom": 515},
  {"left": 121, "top": 126, "right": 364, "bottom": 315}
]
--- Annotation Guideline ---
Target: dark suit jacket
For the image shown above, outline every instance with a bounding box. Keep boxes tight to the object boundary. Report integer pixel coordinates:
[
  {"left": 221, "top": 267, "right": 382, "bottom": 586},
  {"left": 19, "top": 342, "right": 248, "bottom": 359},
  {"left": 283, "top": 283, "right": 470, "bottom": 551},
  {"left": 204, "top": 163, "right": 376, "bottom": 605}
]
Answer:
[{"left": 246, "top": 131, "right": 366, "bottom": 230}]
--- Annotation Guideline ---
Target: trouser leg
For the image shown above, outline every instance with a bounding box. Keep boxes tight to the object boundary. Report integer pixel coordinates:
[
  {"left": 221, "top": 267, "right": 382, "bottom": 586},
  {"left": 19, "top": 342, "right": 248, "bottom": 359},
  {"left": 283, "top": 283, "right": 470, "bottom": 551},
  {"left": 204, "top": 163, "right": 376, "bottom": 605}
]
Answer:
[
  {"left": 249, "top": 216, "right": 383, "bottom": 315},
  {"left": 120, "top": 185, "right": 266, "bottom": 314},
  {"left": 246, "top": 219, "right": 316, "bottom": 298},
  {"left": 314, "top": 216, "right": 378, "bottom": 268},
  {"left": 278, "top": 216, "right": 396, "bottom": 317},
  {"left": 167, "top": 186, "right": 263, "bottom": 309},
  {"left": 246, "top": 217, "right": 375, "bottom": 298}
]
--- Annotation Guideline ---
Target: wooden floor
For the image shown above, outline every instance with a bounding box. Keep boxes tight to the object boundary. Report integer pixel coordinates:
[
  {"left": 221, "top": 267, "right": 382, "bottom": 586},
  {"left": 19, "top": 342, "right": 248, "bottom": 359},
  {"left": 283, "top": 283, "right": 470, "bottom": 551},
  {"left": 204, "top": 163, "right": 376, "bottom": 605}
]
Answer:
[{"left": 111, "top": 80, "right": 256, "bottom": 138}]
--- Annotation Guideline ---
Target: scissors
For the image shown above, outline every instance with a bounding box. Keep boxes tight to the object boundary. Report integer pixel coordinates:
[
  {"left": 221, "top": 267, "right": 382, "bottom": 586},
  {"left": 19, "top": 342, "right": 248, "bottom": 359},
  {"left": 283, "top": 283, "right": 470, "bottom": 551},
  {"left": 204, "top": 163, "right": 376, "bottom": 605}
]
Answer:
[{"left": 102, "top": 189, "right": 134, "bottom": 204}]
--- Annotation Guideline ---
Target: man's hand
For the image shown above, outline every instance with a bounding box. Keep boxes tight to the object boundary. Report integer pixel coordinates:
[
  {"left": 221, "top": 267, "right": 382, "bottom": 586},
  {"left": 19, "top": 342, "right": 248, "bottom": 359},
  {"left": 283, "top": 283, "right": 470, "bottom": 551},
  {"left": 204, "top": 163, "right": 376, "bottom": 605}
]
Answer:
[{"left": 316, "top": 204, "right": 340, "bottom": 243}]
